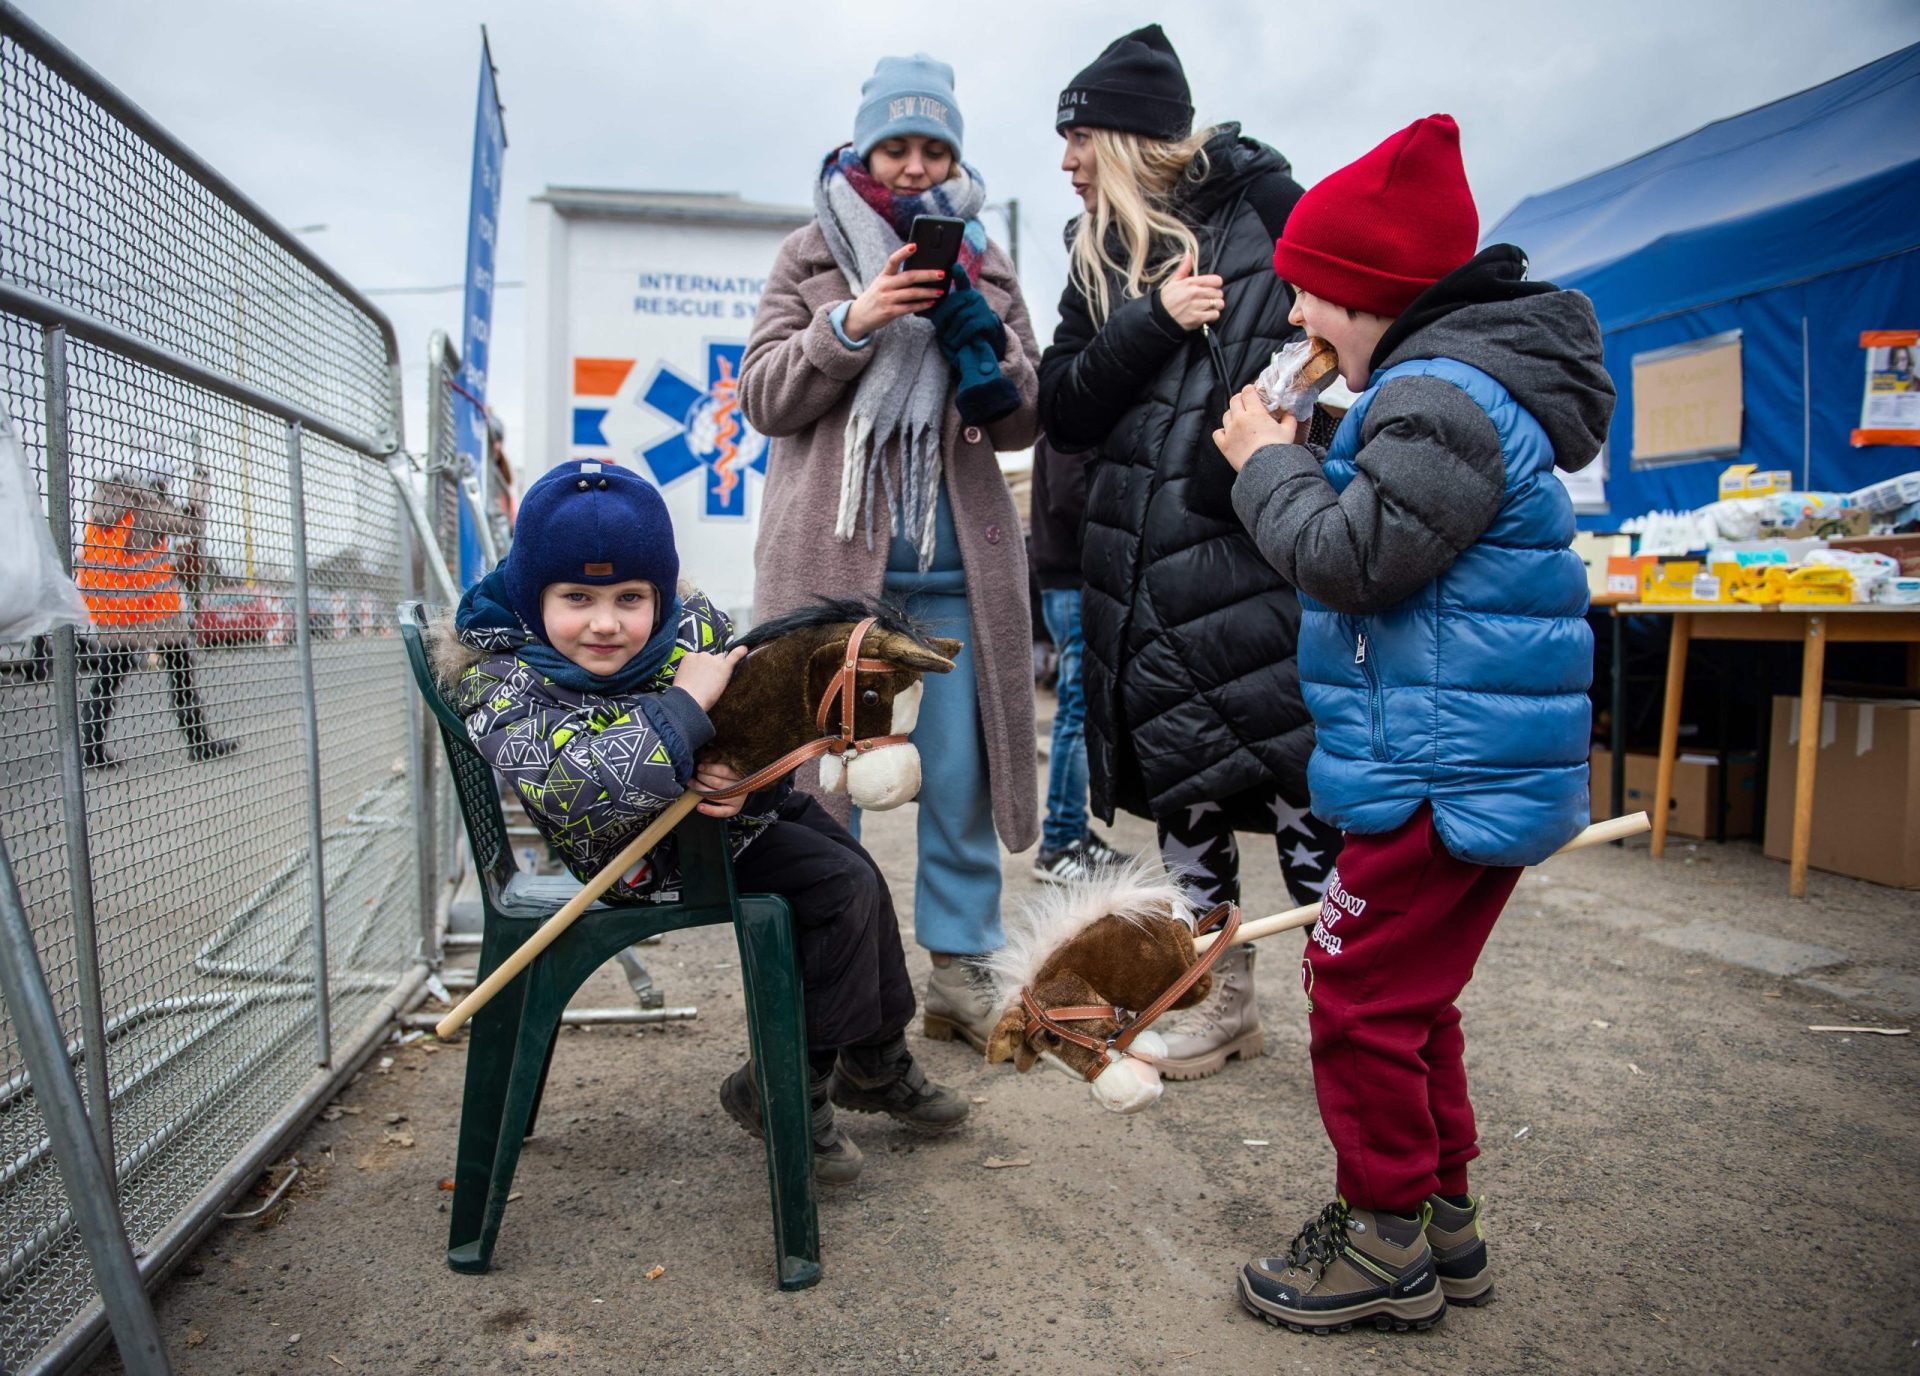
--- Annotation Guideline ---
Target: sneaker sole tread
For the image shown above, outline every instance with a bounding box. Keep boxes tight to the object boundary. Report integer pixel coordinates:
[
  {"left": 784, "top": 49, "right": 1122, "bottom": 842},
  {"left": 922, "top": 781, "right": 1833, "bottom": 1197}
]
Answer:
[
  {"left": 921, "top": 1012, "right": 990, "bottom": 1054},
  {"left": 827, "top": 1090, "right": 970, "bottom": 1135},
  {"left": 1440, "top": 1276, "right": 1495, "bottom": 1306},
  {"left": 1158, "top": 1028, "right": 1266, "bottom": 1081},
  {"left": 1238, "top": 1273, "right": 1446, "bottom": 1334}
]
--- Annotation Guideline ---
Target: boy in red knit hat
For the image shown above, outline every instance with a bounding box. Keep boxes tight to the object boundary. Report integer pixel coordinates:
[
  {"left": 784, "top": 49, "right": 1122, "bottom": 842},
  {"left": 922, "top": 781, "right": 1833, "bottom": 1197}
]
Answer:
[{"left": 1213, "top": 115, "right": 1614, "bottom": 1333}]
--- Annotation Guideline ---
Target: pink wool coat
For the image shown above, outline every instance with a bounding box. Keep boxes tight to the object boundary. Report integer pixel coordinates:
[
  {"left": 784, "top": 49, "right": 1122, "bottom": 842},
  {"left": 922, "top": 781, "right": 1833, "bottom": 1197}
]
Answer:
[{"left": 740, "top": 222, "right": 1041, "bottom": 851}]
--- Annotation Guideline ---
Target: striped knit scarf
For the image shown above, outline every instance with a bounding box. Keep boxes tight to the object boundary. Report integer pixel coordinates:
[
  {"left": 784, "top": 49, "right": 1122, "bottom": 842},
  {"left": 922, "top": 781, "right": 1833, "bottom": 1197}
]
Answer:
[{"left": 814, "top": 146, "right": 988, "bottom": 571}]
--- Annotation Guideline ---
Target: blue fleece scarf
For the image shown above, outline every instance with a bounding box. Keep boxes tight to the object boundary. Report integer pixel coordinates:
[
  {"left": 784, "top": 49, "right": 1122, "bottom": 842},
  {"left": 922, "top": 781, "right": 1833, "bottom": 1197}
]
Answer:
[{"left": 455, "top": 567, "right": 684, "bottom": 696}]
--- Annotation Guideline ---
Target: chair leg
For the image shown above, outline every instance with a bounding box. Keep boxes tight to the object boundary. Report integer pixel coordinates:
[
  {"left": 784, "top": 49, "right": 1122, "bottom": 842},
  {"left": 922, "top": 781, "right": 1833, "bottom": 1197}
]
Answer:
[
  {"left": 523, "top": 1031, "right": 562, "bottom": 1141},
  {"left": 733, "top": 894, "right": 821, "bottom": 1291},
  {"left": 446, "top": 938, "right": 532, "bottom": 1274},
  {"left": 469, "top": 981, "right": 568, "bottom": 1272}
]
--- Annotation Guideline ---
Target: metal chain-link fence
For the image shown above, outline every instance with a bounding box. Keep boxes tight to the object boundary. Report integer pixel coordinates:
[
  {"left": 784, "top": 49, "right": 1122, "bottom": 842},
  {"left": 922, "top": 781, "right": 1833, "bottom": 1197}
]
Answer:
[
  {"left": 0, "top": 8, "right": 434, "bottom": 1370},
  {"left": 419, "top": 330, "right": 471, "bottom": 963}
]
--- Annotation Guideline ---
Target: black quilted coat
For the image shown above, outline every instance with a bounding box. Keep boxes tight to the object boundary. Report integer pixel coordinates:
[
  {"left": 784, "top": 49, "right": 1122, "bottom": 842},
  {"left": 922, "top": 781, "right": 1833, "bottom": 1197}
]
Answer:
[{"left": 1038, "top": 126, "right": 1312, "bottom": 823}]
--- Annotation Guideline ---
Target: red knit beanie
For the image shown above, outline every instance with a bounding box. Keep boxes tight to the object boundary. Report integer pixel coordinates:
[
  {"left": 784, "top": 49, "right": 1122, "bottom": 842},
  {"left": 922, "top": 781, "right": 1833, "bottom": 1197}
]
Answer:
[{"left": 1272, "top": 114, "right": 1479, "bottom": 317}]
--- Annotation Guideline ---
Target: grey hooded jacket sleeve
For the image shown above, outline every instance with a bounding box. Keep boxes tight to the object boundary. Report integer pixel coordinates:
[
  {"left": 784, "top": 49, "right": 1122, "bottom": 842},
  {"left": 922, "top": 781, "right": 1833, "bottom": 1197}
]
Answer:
[{"left": 1230, "top": 373, "right": 1507, "bottom": 616}]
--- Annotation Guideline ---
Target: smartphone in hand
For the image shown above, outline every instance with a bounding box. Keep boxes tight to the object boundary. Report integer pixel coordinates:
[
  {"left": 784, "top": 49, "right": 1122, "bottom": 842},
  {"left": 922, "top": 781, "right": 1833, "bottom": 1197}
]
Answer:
[{"left": 901, "top": 215, "right": 965, "bottom": 309}]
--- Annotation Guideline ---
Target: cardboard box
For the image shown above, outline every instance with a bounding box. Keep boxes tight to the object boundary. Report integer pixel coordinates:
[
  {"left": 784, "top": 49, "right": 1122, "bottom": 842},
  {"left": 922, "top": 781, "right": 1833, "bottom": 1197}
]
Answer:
[
  {"left": 1573, "top": 533, "right": 1634, "bottom": 598},
  {"left": 1718, "top": 464, "right": 1757, "bottom": 500},
  {"left": 1718, "top": 463, "right": 1796, "bottom": 500},
  {"left": 1641, "top": 560, "right": 1701, "bottom": 602},
  {"left": 1764, "top": 696, "right": 1920, "bottom": 889},
  {"left": 1606, "top": 554, "right": 1657, "bottom": 598},
  {"left": 1590, "top": 747, "right": 1758, "bottom": 840}
]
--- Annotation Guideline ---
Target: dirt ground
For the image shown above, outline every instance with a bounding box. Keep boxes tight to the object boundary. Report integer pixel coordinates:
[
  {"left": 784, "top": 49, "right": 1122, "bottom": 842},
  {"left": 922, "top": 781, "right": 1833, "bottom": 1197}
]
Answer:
[{"left": 90, "top": 758, "right": 1920, "bottom": 1375}]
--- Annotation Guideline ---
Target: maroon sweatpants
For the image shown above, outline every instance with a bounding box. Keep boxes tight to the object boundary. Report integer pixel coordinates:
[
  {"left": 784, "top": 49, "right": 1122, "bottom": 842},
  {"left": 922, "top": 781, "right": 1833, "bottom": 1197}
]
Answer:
[{"left": 1301, "top": 805, "right": 1522, "bottom": 1213}]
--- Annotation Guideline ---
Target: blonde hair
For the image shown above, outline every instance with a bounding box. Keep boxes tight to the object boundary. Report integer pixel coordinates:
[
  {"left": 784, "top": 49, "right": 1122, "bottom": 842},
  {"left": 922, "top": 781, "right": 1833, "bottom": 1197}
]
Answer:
[{"left": 1068, "top": 125, "right": 1215, "bottom": 326}]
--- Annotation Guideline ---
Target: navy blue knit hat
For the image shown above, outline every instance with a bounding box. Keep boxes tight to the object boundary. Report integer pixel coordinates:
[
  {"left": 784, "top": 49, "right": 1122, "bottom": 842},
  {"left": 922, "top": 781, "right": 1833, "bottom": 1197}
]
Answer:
[{"left": 503, "top": 460, "right": 678, "bottom": 641}]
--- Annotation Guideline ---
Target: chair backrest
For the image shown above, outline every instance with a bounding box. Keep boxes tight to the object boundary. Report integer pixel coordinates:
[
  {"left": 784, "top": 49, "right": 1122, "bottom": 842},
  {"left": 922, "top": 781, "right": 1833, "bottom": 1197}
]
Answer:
[{"left": 399, "top": 600, "right": 519, "bottom": 902}]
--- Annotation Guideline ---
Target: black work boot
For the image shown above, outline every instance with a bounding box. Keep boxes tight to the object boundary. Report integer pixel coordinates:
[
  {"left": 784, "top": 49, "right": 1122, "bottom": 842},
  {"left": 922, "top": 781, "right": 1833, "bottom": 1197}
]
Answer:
[
  {"left": 178, "top": 703, "right": 238, "bottom": 763},
  {"left": 719, "top": 1061, "right": 863, "bottom": 1184},
  {"left": 831, "top": 1033, "right": 971, "bottom": 1134},
  {"left": 1239, "top": 1199, "right": 1445, "bottom": 1334},
  {"left": 1425, "top": 1193, "right": 1493, "bottom": 1305},
  {"left": 80, "top": 696, "right": 117, "bottom": 770}
]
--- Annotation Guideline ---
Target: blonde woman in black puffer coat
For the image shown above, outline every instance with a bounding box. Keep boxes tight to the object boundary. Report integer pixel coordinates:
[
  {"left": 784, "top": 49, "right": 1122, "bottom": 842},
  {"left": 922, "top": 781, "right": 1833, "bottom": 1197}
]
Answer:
[{"left": 1039, "top": 24, "right": 1341, "bottom": 1080}]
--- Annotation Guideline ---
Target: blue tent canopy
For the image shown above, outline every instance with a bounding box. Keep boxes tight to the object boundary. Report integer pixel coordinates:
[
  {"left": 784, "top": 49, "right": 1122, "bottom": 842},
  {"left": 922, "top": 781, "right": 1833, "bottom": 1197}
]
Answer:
[{"left": 1484, "top": 43, "right": 1920, "bottom": 527}]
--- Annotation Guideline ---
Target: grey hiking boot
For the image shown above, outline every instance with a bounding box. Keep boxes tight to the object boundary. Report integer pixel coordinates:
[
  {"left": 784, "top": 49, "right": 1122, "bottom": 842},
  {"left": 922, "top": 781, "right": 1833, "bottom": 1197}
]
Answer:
[
  {"left": 1425, "top": 1193, "right": 1493, "bottom": 1305},
  {"left": 719, "top": 1061, "right": 863, "bottom": 1185},
  {"left": 1156, "top": 942, "right": 1264, "bottom": 1080},
  {"left": 832, "top": 1034, "right": 970, "bottom": 1133},
  {"left": 1240, "top": 1200, "right": 1445, "bottom": 1334},
  {"left": 921, "top": 956, "right": 999, "bottom": 1052}
]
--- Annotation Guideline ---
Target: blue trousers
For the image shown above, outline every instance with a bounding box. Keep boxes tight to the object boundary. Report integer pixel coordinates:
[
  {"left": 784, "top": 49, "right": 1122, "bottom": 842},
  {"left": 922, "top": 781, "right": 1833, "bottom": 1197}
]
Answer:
[
  {"left": 1039, "top": 587, "right": 1089, "bottom": 853},
  {"left": 861, "top": 584, "right": 1003, "bottom": 956}
]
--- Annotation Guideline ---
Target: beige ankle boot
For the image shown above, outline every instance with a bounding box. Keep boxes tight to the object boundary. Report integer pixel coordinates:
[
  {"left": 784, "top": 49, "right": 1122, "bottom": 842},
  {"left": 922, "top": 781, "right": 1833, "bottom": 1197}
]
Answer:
[
  {"left": 921, "top": 957, "right": 999, "bottom": 1053},
  {"left": 1156, "top": 942, "right": 1264, "bottom": 1080}
]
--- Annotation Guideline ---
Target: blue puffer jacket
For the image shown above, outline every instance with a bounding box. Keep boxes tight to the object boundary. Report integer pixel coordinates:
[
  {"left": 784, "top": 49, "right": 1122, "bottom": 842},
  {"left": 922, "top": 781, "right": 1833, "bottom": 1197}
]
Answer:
[
  {"left": 1301, "top": 358, "right": 1592, "bottom": 865},
  {"left": 1231, "top": 247, "right": 1616, "bottom": 866}
]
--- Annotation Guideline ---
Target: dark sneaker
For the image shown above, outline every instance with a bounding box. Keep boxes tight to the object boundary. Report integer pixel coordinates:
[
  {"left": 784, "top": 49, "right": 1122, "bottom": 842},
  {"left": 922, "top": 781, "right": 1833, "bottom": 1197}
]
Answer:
[
  {"left": 1240, "top": 1200, "right": 1445, "bottom": 1334},
  {"left": 719, "top": 1061, "right": 863, "bottom": 1184},
  {"left": 82, "top": 749, "right": 122, "bottom": 772},
  {"left": 1426, "top": 1193, "right": 1493, "bottom": 1305},
  {"left": 187, "top": 739, "right": 238, "bottom": 763},
  {"left": 832, "top": 1035, "right": 970, "bottom": 1134},
  {"left": 1032, "top": 843, "right": 1093, "bottom": 885},
  {"left": 1079, "top": 830, "right": 1131, "bottom": 867}
]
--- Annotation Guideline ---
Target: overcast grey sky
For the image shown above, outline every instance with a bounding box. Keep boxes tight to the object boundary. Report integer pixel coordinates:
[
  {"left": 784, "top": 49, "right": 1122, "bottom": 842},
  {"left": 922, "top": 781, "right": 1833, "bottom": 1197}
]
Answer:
[{"left": 18, "top": 0, "right": 1920, "bottom": 466}]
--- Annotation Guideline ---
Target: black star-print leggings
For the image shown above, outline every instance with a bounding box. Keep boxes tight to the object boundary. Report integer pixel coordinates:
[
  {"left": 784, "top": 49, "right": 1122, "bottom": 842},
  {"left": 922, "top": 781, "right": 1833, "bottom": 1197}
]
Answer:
[{"left": 1153, "top": 786, "right": 1345, "bottom": 912}]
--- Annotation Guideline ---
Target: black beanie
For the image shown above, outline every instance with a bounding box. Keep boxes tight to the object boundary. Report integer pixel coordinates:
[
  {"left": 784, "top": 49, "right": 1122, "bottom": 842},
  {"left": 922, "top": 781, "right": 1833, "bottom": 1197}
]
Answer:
[{"left": 1055, "top": 23, "right": 1193, "bottom": 142}]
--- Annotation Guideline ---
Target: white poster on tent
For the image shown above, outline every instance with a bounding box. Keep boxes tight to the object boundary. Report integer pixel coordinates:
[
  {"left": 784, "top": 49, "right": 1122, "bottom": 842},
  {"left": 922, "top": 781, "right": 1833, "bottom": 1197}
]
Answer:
[{"left": 1556, "top": 443, "right": 1607, "bottom": 513}]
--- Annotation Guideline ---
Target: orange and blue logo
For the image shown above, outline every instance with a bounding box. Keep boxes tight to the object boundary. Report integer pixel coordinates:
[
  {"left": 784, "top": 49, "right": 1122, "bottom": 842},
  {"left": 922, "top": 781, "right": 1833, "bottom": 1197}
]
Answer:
[{"left": 570, "top": 343, "right": 766, "bottom": 521}]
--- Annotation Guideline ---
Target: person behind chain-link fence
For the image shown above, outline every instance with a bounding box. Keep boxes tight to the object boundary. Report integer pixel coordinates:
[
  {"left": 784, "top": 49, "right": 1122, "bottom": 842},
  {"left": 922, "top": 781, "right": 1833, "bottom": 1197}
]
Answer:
[{"left": 74, "top": 452, "right": 236, "bottom": 769}]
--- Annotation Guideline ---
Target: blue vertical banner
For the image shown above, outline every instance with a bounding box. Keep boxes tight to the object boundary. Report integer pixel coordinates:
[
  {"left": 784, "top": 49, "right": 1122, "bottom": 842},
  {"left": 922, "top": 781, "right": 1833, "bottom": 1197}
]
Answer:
[{"left": 455, "top": 30, "right": 507, "bottom": 587}]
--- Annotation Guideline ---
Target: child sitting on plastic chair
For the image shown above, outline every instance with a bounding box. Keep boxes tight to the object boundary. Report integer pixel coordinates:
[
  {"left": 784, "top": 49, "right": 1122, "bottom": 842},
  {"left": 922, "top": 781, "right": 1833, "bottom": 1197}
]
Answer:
[{"left": 436, "top": 460, "right": 969, "bottom": 1183}]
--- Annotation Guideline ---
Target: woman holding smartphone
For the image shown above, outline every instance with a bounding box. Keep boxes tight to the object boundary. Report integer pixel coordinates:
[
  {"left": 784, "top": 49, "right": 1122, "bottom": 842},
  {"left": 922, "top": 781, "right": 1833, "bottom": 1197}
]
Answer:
[
  {"left": 741, "top": 53, "right": 1040, "bottom": 1052},
  {"left": 1039, "top": 25, "right": 1342, "bottom": 1080}
]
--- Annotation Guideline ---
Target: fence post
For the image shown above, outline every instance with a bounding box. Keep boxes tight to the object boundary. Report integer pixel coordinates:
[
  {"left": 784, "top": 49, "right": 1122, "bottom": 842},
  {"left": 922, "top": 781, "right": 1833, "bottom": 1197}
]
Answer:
[
  {"left": 42, "top": 322, "right": 118, "bottom": 1186},
  {"left": 399, "top": 510, "right": 439, "bottom": 968},
  {"left": 284, "top": 420, "right": 333, "bottom": 1067},
  {"left": 0, "top": 838, "right": 172, "bottom": 1376}
]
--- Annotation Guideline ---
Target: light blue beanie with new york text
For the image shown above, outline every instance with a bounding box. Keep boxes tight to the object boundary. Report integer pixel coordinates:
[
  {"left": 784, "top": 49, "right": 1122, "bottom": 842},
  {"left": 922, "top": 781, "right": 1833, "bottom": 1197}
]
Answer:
[{"left": 853, "top": 53, "right": 963, "bottom": 159}]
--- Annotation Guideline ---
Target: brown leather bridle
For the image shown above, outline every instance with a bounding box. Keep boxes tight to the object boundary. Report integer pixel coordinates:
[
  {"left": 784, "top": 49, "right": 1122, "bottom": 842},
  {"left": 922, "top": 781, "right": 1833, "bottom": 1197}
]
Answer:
[
  {"left": 694, "top": 616, "right": 917, "bottom": 799},
  {"left": 1017, "top": 901, "right": 1243, "bottom": 1081}
]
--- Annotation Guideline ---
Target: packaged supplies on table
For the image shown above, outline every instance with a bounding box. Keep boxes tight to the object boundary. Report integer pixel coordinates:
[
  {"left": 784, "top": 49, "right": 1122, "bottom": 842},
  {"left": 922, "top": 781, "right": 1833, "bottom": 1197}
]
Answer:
[
  {"left": 1781, "top": 565, "right": 1855, "bottom": 602},
  {"left": 1804, "top": 548, "right": 1899, "bottom": 600},
  {"left": 1849, "top": 471, "right": 1920, "bottom": 515}
]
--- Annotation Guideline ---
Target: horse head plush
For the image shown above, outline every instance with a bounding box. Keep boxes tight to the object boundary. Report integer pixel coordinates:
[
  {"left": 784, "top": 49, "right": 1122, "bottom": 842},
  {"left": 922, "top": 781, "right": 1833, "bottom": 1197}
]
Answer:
[
  {"left": 712, "top": 596, "right": 958, "bottom": 812},
  {"left": 983, "top": 861, "right": 1230, "bottom": 1114},
  {"left": 428, "top": 592, "right": 959, "bottom": 1039}
]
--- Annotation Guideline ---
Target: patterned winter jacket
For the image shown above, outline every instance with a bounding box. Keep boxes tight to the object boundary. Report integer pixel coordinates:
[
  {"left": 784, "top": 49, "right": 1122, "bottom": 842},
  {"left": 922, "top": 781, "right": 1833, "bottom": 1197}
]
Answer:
[{"left": 446, "top": 590, "right": 779, "bottom": 898}]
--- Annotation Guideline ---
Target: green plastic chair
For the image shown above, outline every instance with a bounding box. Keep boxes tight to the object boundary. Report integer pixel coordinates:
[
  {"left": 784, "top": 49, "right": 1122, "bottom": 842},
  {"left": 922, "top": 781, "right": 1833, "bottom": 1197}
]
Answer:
[{"left": 398, "top": 602, "right": 820, "bottom": 1290}]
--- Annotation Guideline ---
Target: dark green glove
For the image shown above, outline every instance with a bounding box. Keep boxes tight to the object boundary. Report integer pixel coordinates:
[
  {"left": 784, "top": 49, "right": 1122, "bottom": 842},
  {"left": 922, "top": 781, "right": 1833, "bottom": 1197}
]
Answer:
[{"left": 926, "top": 265, "right": 1020, "bottom": 426}]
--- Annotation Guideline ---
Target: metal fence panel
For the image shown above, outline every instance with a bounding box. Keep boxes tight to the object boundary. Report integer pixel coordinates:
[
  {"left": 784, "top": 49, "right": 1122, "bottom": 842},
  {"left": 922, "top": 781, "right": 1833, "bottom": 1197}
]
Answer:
[
  {"left": 421, "top": 333, "right": 468, "bottom": 950},
  {"left": 0, "top": 8, "right": 427, "bottom": 1369}
]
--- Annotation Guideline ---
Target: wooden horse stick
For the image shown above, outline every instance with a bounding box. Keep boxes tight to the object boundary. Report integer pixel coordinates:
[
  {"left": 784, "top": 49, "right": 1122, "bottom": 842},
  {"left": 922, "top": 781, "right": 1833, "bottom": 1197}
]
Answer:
[
  {"left": 1193, "top": 812, "right": 1651, "bottom": 955},
  {"left": 435, "top": 792, "right": 702, "bottom": 1039}
]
